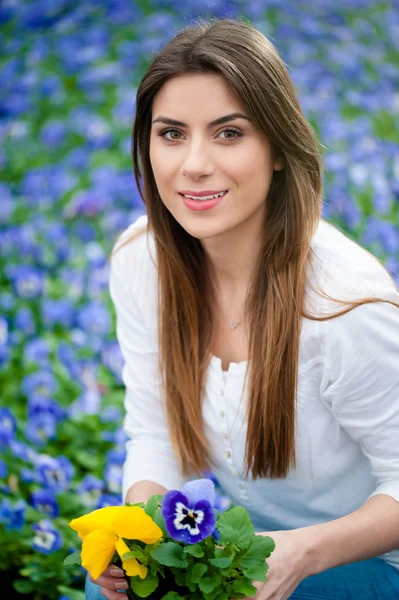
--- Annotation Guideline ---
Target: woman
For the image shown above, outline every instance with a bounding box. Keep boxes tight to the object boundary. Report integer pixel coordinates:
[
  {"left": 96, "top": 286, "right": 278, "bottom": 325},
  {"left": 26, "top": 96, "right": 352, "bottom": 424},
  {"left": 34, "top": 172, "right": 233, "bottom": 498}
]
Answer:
[{"left": 86, "top": 16, "right": 399, "bottom": 600}]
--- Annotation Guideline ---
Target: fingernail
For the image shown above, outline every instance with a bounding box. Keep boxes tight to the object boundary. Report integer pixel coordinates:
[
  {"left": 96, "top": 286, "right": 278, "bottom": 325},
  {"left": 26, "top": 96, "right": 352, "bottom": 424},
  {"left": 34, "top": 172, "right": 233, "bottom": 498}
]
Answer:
[
  {"left": 110, "top": 568, "right": 124, "bottom": 577},
  {"left": 118, "top": 596, "right": 128, "bottom": 600},
  {"left": 115, "top": 580, "right": 128, "bottom": 590}
]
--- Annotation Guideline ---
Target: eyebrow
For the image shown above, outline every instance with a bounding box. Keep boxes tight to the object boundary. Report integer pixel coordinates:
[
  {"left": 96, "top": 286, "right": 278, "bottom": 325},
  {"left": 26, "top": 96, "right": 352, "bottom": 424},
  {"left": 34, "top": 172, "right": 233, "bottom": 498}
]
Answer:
[{"left": 151, "top": 112, "right": 252, "bottom": 128}]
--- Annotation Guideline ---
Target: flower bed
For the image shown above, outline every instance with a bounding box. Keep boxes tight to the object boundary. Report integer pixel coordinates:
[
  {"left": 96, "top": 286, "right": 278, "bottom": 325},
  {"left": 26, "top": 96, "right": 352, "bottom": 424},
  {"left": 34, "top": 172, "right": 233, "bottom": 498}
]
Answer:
[{"left": 1, "top": 1, "right": 398, "bottom": 598}]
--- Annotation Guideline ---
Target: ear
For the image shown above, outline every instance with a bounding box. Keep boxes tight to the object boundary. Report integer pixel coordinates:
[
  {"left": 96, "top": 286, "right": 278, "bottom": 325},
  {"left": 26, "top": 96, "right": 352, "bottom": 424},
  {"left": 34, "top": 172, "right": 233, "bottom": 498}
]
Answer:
[{"left": 273, "top": 157, "right": 285, "bottom": 171}]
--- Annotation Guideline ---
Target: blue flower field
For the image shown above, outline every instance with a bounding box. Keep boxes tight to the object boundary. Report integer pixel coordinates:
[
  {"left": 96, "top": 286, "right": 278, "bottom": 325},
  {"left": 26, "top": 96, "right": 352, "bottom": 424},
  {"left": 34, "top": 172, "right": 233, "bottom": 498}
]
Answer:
[{"left": 0, "top": 1, "right": 398, "bottom": 598}]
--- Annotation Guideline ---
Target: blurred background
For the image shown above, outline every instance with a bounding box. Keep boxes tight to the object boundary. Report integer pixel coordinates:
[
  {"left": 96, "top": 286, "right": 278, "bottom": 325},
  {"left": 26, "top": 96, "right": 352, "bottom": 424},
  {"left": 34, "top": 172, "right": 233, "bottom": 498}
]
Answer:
[{"left": 0, "top": 1, "right": 398, "bottom": 598}]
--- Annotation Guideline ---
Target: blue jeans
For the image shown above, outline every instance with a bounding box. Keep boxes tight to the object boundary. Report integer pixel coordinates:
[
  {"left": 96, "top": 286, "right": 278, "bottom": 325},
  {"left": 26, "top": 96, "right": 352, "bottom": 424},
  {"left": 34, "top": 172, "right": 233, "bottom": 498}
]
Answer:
[{"left": 85, "top": 557, "right": 399, "bottom": 599}]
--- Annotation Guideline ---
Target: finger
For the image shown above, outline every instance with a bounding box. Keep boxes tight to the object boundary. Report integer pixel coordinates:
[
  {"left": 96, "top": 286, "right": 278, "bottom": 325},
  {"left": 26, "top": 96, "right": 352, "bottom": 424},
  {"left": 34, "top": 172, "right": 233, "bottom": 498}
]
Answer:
[
  {"left": 103, "top": 565, "right": 125, "bottom": 578},
  {"left": 88, "top": 564, "right": 125, "bottom": 585},
  {"left": 89, "top": 574, "right": 129, "bottom": 592},
  {"left": 99, "top": 588, "right": 129, "bottom": 600}
]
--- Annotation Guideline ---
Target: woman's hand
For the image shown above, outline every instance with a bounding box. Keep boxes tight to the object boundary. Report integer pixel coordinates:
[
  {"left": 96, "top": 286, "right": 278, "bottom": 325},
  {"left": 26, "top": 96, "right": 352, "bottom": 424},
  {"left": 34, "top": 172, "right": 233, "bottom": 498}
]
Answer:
[
  {"left": 88, "top": 564, "right": 129, "bottom": 600},
  {"left": 243, "top": 529, "right": 311, "bottom": 600}
]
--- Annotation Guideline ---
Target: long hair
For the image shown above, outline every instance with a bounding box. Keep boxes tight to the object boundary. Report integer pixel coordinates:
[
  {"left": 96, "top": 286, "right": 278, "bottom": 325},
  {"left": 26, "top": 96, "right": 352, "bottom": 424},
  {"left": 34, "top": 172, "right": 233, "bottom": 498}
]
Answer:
[{"left": 111, "top": 17, "right": 399, "bottom": 480}]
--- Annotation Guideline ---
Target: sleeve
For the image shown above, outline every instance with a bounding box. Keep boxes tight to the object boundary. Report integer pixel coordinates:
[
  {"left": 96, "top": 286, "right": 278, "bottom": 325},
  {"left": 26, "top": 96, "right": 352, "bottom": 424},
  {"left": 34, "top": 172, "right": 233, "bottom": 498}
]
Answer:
[
  {"left": 320, "top": 284, "right": 399, "bottom": 505},
  {"left": 109, "top": 234, "right": 189, "bottom": 502}
]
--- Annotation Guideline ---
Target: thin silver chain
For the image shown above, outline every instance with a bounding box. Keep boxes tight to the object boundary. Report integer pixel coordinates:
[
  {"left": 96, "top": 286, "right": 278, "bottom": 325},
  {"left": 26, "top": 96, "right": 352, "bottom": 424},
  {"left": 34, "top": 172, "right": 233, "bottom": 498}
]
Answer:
[{"left": 215, "top": 287, "right": 243, "bottom": 330}]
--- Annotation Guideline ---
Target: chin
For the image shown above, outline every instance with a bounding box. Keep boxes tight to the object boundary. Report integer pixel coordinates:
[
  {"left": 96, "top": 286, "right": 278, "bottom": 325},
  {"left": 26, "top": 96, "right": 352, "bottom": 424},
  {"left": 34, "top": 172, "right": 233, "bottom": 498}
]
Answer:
[{"left": 180, "top": 221, "right": 230, "bottom": 241}]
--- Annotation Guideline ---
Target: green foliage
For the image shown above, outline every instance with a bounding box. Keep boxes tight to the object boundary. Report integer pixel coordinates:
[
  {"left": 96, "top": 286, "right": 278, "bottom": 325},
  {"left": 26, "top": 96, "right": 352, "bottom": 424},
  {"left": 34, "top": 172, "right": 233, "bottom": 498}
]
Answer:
[
  {"left": 124, "top": 494, "right": 275, "bottom": 599},
  {"left": 130, "top": 574, "right": 159, "bottom": 598},
  {"left": 63, "top": 551, "right": 81, "bottom": 566},
  {"left": 217, "top": 506, "right": 255, "bottom": 546},
  {"left": 150, "top": 542, "right": 189, "bottom": 568}
]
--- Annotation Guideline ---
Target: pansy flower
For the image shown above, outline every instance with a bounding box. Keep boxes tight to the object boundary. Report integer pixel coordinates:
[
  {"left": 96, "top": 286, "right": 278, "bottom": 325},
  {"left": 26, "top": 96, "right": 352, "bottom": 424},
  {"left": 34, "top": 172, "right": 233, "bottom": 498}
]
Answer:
[
  {"left": 32, "top": 519, "right": 62, "bottom": 554},
  {"left": 161, "top": 478, "right": 217, "bottom": 544},
  {"left": 69, "top": 505, "right": 162, "bottom": 580}
]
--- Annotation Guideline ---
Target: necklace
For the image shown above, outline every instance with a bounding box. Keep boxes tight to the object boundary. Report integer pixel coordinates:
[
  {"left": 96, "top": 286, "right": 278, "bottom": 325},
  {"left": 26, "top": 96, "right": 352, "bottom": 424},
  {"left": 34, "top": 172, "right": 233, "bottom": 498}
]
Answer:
[{"left": 215, "top": 288, "right": 243, "bottom": 330}]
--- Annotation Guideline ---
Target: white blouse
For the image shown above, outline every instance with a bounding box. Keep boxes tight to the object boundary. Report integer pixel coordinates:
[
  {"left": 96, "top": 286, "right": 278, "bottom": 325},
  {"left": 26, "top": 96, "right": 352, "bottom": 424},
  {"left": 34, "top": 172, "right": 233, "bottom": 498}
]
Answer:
[{"left": 109, "top": 214, "right": 399, "bottom": 570}]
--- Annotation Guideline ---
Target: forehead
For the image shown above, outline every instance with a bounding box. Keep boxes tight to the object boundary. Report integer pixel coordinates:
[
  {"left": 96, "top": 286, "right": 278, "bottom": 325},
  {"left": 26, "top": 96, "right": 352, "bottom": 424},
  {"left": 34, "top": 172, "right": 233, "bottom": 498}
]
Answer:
[{"left": 152, "top": 73, "right": 246, "bottom": 118}]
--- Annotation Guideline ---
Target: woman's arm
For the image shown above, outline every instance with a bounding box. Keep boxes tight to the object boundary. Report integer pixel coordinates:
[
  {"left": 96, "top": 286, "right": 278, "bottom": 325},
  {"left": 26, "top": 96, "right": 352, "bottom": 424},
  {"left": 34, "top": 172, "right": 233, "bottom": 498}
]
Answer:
[
  {"left": 249, "top": 495, "right": 399, "bottom": 600},
  {"left": 304, "top": 493, "right": 399, "bottom": 576},
  {"left": 251, "top": 296, "right": 399, "bottom": 599},
  {"left": 125, "top": 480, "right": 167, "bottom": 504},
  {"left": 109, "top": 220, "right": 189, "bottom": 500}
]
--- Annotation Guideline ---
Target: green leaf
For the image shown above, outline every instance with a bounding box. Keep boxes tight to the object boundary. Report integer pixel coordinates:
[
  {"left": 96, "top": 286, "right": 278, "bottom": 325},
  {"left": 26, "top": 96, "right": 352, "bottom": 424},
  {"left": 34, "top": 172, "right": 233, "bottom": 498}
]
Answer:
[
  {"left": 239, "top": 535, "right": 275, "bottom": 568},
  {"left": 217, "top": 507, "right": 255, "bottom": 546},
  {"left": 126, "top": 501, "right": 145, "bottom": 509},
  {"left": 161, "top": 593, "right": 184, "bottom": 600},
  {"left": 183, "top": 544, "right": 204, "bottom": 558},
  {"left": 204, "top": 590, "right": 227, "bottom": 600},
  {"left": 63, "top": 550, "right": 82, "bottom": 566},
  {"left": 191, "top": 562, "right": 208, "bottom": 583},
  {"left": 150, "top": 542, "right": 189, "bottom": 568},
  {"left": 74, "top": 449, "right": 100, "bottom": 470},
  {"left": 211, "top": 593, "right": 229, "bottom": 600},
  {"left": 198, "top": 574, "right": 222, "bottom": 594},
  {"left": 122, "top": 545, "right": 148, "bottom": 563},
  {"left": 242, "top": 563, "right": 268, "bottom": 582},
  {"left": 131, "top": 574, "right": 159, "bottom": 598},
  {"left": 144, "top": 494, "right": 162, "bottom": 519},
  {"left": 231, "top": 579, "right": 258, "bottom": 596},
  {"left": 208, "top": 556, "right": 234, "bottom": 568},
  {"left": 153, "top": 509, "right": 167, "bottom": 536},
  {"left": 57, "top": 586, "right": 86, "bottom": 600},
  {"left": 14, "top": 580, "right": 34, "bottom": 594}
]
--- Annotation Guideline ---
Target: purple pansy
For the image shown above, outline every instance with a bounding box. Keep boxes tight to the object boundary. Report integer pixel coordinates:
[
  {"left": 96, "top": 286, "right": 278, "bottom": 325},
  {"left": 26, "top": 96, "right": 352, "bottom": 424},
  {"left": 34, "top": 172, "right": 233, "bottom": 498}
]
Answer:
[
  {"left": 30, "top": 488, "right": 60, "bottom": 518},
  {"left": 77, "top": 474, "right": 103, "bottom": 507},
  {"left": 161, "top": 478, "right": 217, "bottom": 544},
  {"left": 25, "top": 412, "right": 58, "bottom": 447},
  {"left": 34, "top": 454, "right": 75, "bottom": 492},
  {"left": 32, "top": 519, "right": 63, "bottom": 554},
  {"left": 0, "top": 498, "right": 27, "bottom": 530}
]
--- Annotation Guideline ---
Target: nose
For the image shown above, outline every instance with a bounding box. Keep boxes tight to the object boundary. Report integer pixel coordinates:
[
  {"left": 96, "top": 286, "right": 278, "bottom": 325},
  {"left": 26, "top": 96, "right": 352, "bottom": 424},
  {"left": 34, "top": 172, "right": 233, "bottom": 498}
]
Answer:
[{"left": 181, "top": 141, "right": 215, "bottom": 179}]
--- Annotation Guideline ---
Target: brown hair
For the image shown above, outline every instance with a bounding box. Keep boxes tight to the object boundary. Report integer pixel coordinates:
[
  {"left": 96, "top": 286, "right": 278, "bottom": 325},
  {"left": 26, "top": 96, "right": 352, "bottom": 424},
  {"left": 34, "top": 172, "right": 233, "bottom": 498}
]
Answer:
[{"left": 111, "top": 17, "right": 399, "bottom": 480}]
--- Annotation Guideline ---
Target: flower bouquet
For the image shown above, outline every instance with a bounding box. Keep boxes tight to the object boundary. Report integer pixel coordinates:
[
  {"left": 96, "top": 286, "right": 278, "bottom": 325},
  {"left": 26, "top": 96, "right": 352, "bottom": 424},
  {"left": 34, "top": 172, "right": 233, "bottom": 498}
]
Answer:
[{"left": 64, "top": 478, "right": 275, "bottom": 599}]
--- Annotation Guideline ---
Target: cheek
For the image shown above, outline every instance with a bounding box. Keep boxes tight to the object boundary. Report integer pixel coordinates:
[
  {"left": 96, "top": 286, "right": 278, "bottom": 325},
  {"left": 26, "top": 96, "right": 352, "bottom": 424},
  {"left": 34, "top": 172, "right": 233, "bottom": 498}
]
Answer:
[
  {"left": 150, "top": 147, "right": 178, "bottom": 185},
  {"left": 229, "top": 144, "right": 273, "bottom": 178}
]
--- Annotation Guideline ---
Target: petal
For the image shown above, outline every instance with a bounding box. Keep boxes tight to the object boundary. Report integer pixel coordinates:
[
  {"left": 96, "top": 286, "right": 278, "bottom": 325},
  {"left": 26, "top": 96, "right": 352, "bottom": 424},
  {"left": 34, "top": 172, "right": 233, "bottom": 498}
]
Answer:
[
  {"left": 115, "top": 537, "right": 147, "bottom": 579},
  {"left": 164, "top": 499, "right": 216, "bottom": 544},
  {"left": 181, "top": 479, "right": 215, "bottom": 507},
  {"left": 69, "top": 506, "right": 126, "bottom": 539},
  {"left": 81, "top": 529, "right": 117, "bottom": 580},
  {"left": 111, "top": 506, "right": 162, "bottom": 544},
  {"left": 165, "top": 514, "right": 193, "bottom": 544},
  {"left": 161, "top": 490, "right": 188, "bottom": 519},
  {"left": 193, "top": 500, "right": 216, "bottom": 539}
]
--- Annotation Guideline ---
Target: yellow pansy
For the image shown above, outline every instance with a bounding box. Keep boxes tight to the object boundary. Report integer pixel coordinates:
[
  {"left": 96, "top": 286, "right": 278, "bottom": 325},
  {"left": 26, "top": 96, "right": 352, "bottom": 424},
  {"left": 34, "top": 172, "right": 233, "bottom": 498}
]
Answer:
[{"left": 69, "top": 505, "right": 163, "bottom": 580}]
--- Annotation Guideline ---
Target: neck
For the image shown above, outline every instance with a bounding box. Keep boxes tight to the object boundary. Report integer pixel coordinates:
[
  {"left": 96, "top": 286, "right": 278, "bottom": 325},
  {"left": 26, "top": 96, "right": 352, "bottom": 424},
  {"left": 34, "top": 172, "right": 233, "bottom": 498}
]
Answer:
[{"left": 200, "top": 211, "right": 264, "bottom": 294}]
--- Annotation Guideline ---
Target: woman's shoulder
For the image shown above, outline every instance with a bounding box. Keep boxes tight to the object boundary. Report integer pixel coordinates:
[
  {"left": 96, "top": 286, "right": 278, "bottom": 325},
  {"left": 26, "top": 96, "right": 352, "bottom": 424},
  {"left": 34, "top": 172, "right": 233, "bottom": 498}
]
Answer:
[
  {"left": 109, "top": 212, "right": 158, "bottom": 298},
  {"left": 111, "top": 212, "right": 151, "bottom": 255},
  {"left": 307, "top": 219, "right": 398, "bottom": 313}
]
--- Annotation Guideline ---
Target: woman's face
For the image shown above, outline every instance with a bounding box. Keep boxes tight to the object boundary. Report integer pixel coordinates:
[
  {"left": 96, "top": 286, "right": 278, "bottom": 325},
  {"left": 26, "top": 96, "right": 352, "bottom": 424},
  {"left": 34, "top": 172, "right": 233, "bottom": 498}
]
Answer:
[{"left": 149, "top": 72, "right": 284, "bottom": 242}]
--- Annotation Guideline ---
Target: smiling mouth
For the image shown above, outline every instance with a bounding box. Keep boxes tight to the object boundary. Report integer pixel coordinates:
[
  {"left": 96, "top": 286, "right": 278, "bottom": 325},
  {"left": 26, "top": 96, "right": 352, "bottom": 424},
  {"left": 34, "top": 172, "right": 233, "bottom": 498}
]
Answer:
[{"left": 179, "top": 191, "right": 228, "bottom": 201}]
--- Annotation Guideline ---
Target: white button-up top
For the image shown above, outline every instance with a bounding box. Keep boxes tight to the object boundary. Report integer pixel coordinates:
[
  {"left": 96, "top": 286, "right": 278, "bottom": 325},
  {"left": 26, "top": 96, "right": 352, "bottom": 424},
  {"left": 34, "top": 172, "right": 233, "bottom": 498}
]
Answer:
[{"left": 109, "top": 214, "right": 399, "bottom": 570}]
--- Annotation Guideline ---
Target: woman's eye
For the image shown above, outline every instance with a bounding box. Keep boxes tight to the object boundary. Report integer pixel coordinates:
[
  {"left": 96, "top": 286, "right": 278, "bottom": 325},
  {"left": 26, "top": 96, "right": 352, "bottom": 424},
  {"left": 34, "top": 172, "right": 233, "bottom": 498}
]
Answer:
[
  {"left": 158, "top": 128, "right": 243, "bottom": 141},
  {"left": 159, "top": 128, "right": 182, "bottom": 140}
]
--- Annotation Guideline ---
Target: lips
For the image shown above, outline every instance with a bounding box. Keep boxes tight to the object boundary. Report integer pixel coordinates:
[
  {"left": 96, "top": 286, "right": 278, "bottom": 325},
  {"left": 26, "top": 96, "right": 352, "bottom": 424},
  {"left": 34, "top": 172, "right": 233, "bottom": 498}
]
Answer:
[{"left": 179, "top": 190, "right": 228, "bottom": 197}]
